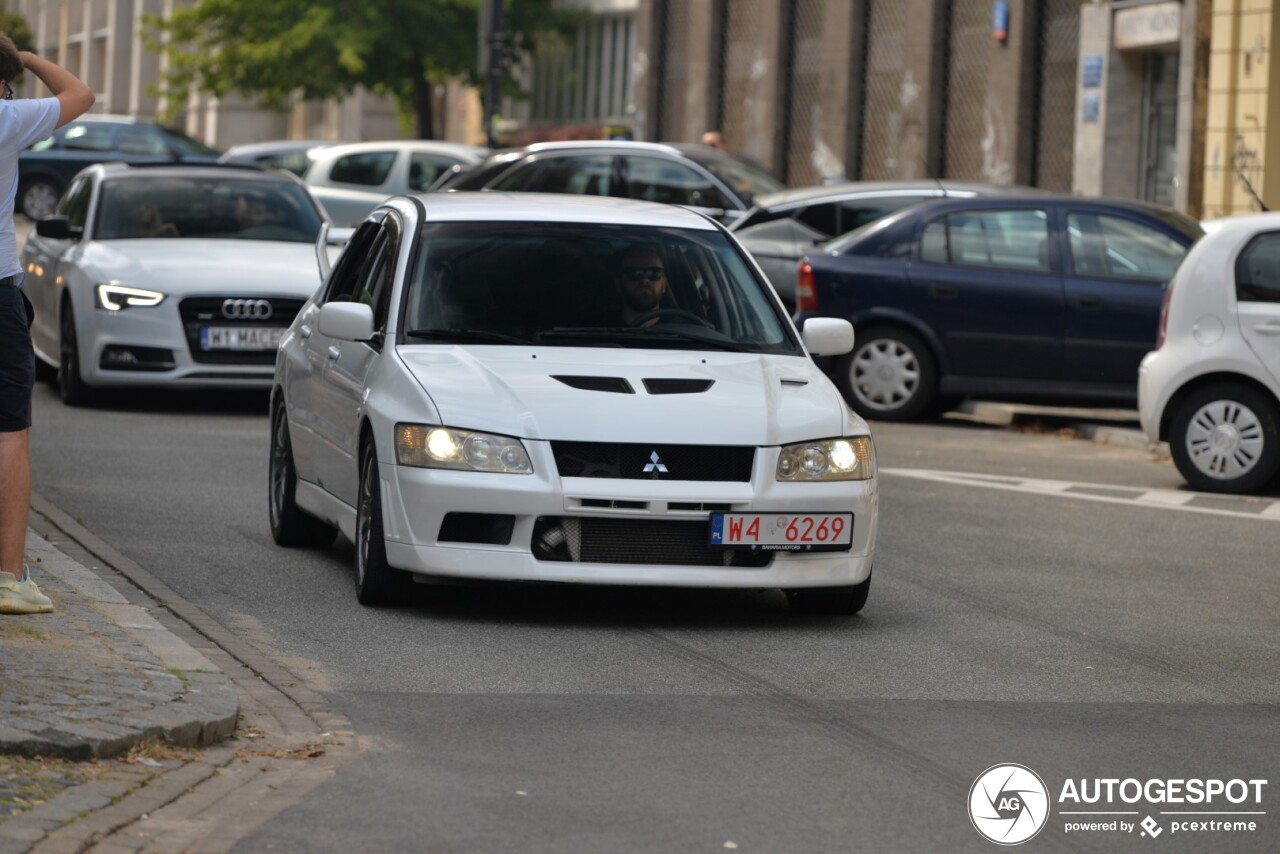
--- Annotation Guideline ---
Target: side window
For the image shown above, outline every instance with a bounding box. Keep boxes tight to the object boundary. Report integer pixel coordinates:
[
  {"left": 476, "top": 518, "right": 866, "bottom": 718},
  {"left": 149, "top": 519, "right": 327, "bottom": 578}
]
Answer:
[
  {"left": 840, "top": 196, "right": 931, "bottom": 234},
  {"left": 407, "top": 154, "right": 456, "bottom": 192},
  {"left": 624, "top": 156, "right": 725, "bottom": 207},
  {"left": 58, "top": 177, "right": 93, "bottom": 230},
  {"left": 946, "top": 209, "right": 1051, "bottom": 272},
  {"left": 355, "top": 216, "right": 401, "bottom": 332},
  {"left": 61, "top": 124, "right": 115, "bottom": 152},
  {"left": 321, "top": 222, "right": 384, "bottom": 304},
  {"left": 795, "top": 203, "right": 840, "bottom": 238},
  {"left": 117, "top": 126, "right": 169, "bottom": 156},
  {"left": 328, "top": 151, "right": 396, "bottom": 187},
  {"left": 492, "top": 155, "right": 615, "bottom": 195},
  {"left": 1067, "top": 212, "right": 1187, "bottom": 281},
  {"left": 920, "top": 219, "right": 948, "bottom": 264},
  {"left": 1236, "top": 232, "right": 1280, "bottom": 303}
]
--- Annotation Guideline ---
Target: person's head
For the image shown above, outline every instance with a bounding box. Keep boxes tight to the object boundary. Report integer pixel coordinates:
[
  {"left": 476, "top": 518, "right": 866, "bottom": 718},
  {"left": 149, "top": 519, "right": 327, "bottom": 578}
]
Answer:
[
  {"left": 133, "top": 200, "right": 161, "bottom": 230},
  {"left": 234, "top": 193, "right": 268, "bottom": 228},
  {"left": 0, "top": 34, "right": 21, "bottom": 98},
  {"left": 700, "top": 130, "right": 725, "bottom": 151},
  {"left": 615, "top": 246, "right": 668, "bottom": 317}
]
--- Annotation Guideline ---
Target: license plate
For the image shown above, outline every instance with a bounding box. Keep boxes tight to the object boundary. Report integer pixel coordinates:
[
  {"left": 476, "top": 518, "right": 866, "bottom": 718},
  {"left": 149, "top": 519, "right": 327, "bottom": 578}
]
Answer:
[
  {"left": 200, "top": 326, "right": 285, "bottom": 350},
  {"left": 709, "top": 512, "right": 854, "bottom": 551}
]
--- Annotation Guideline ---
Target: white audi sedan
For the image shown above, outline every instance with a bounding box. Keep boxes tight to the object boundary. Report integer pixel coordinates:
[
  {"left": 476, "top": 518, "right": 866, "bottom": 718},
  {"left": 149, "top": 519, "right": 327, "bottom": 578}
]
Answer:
[
  {"left": 21, "top": 163, "right": 330, "bottom": 405},
  {"left": 270, "top": 193, "right": 878, "bottom": 614}
]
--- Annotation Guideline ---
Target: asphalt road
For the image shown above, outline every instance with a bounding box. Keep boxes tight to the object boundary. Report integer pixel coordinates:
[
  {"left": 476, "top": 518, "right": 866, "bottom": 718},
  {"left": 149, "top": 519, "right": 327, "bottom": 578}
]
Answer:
[{"left": 24, "top": 382, "right": 1280, "bottom": 853}]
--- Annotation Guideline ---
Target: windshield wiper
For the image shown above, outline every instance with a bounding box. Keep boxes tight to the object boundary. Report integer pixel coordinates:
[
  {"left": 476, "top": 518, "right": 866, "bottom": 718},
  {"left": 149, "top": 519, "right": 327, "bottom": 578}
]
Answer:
[
  {"left": 405, "top": 328, "right": 531, "bottom": 345},
  {"left": 539, "top": 326, "right": 754, "bottom": 352}
]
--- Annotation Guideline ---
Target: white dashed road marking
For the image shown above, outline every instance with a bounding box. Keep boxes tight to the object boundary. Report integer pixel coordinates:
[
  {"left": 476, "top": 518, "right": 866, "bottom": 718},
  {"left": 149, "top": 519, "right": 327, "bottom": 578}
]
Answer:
[{"left": 880, "top": 468, "right": 1280, "bottom": 522}]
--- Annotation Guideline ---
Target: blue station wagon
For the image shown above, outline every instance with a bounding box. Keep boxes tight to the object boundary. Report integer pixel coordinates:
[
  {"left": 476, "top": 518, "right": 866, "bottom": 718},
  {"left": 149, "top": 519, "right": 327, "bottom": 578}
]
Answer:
[{"left": 795, "top": 196, "right": 1204, "bottom": 420}]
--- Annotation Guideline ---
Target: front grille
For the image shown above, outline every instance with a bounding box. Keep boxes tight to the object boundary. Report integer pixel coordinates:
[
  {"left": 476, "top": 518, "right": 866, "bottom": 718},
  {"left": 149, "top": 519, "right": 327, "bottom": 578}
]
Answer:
[
  {"left": 551, "top": 442, "right": 754, "bottom": 481},
  {"left": 532, "top": 517, "right": 772, "bottom": 567},
  {"left": 178, "top": 297, "right": 306, "bottom": 364}
]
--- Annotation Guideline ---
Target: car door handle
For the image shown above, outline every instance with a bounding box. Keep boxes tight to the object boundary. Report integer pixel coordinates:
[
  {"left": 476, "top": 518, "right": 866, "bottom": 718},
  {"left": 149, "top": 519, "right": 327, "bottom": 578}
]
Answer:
[
  {"left": 1255, "top": 321, "right": 1280, "bottom": 336},
  {"left": 929, "top": 283, "right": 958, "bottom": 299},
  {"left": 299, "top": 324, "right": 312, "bottom": 339},
  {"left": 327, "top": 345, "right": 341, "bottom": 360},
  {"left": 1076, "top": 294, "right": 1102, "bottom": 309}
]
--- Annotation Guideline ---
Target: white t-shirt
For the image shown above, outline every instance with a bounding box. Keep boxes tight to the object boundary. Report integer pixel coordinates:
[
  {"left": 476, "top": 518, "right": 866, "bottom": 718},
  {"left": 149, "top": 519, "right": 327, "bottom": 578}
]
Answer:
[{"left": 0, "top": 98, "right": 61, "bottom": 280}]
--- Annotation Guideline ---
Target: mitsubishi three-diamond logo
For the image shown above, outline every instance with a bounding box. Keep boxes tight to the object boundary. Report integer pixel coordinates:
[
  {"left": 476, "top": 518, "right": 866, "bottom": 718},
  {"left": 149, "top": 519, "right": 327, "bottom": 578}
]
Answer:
[
  {"left": 642, "top": 451, "right": 668, "bottom": 476},
  {"left": 969, "top": 764, "right": 1050, "bottom": 845}
]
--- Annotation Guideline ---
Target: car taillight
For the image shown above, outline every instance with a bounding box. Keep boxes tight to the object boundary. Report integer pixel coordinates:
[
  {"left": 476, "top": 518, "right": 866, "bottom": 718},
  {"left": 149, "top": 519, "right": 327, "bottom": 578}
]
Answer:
[
  {"left": 797, "top": 260, "right": 817, "bottom": 313},
  {"left": 1156, "top": 279, "right": 1175, "bottom": 349}
]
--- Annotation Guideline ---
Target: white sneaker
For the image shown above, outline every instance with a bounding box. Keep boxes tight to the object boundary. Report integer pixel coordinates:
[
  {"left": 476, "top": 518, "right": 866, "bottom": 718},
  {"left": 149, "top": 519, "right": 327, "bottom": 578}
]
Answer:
[{"left": 0, "top": 568, "right": 54, "bottom": 614}]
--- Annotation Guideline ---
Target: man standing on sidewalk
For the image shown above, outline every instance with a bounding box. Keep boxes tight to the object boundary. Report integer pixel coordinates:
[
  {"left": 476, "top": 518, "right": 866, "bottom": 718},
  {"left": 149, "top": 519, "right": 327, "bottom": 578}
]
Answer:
[{"left": 0, "top": 36, "right": 94, "bottom": 614}]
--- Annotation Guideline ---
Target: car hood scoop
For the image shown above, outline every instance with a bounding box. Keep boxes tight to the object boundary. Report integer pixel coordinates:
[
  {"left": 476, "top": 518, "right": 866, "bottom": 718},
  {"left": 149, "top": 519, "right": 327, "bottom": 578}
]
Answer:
[
  {"left": 642, "top": 378, "right": 714, "bottom": 394},
  {"left": 552, "top": 375, "right": 635, "bottom": 394},
  {"left": 398, "top": 347, "right": 847, "bottom": 445}
]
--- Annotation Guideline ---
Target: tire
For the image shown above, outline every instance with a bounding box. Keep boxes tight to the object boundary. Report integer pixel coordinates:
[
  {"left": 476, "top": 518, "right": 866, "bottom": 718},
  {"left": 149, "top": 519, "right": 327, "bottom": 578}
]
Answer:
[
  {"left": 20, "top": 179, "right": 61, "bottom": 221},
  {"left": 355, "top": 437, "right": 409, "bottom": 606},
  {"left": 786, "top": 574, "right": 871, "bottom": 616},
  {"left": 268, "top": 400, "right": 337, "bottom": 548},
  {"left": 1169, "top": 383, "right": 1280, "bottom": 494},
  {"left": 835, "top": 326, "right": 937, "bottom": 422},
  {"left": 57, "top": 301, "right": 95, "bottom": 407}
]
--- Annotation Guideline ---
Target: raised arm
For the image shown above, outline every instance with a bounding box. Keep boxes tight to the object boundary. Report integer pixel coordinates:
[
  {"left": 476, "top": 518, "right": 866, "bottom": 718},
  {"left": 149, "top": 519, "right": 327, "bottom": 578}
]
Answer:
[{"left": 19, "top": 51, "right": 94, "bottom": 128}]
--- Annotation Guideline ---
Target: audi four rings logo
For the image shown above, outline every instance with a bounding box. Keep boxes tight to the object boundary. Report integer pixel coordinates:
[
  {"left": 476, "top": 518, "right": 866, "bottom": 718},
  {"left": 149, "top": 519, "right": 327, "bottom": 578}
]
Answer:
[{"left": 221, "top": 298, "right": 273, "bottom": 320}]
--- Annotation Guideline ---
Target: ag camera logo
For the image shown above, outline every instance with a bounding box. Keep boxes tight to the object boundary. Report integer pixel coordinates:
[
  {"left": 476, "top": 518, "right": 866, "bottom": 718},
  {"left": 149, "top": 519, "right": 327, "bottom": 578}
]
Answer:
[{"left": 969, "top": 764, "right": 1050, "bottom": 845}]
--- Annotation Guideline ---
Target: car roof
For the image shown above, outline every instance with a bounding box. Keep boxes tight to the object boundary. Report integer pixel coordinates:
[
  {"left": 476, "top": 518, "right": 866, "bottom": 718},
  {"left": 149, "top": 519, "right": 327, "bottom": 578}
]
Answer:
[
  {"left": 95, "top": 163, "right": 295, "bottom": 181},
  {"left": 221, "top": 140, "right": 336, "bottom": 157},
  {"left": 1199, "top": 211, "right": 1280, "bottom": 238},
  {"left": 311, "top": 140, "right": 488, "bottom": 161},
  {"left": 64, "top": 114, "right": 148, "bottom": 126},
  {"left": 748, "top": 180, "right": 1039, "bottom": 210},
  {"left": 518, "top": 140, "right": 685, "bottom": 157},
  {"left": 415, "top": 191, "right": 720, "bottom": 230}
]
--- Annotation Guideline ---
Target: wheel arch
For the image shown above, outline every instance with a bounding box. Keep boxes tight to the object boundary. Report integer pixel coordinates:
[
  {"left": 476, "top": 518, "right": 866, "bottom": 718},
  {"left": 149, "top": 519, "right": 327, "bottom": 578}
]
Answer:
[
  {"left": 851, "top": 310, "right": 950, "bottom": 375},
  {"left": 1159, "top": 371, "right": 1280, "bottom": 441}
]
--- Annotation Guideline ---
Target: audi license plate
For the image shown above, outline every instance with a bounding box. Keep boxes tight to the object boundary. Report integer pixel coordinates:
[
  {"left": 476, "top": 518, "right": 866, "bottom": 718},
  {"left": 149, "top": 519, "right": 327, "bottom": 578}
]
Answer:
[
  {"left": 200, "top": 326, "right": 285, "bottom": 351},
  {"left": 709, "top": 512, "right": 853, "bottom": 551}
]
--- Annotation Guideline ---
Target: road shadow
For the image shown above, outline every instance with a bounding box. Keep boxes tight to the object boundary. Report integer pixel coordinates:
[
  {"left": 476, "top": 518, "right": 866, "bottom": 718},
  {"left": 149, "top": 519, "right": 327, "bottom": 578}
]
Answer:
[{"left": 34, "top": 383, "right": 271, "bottom": 417}]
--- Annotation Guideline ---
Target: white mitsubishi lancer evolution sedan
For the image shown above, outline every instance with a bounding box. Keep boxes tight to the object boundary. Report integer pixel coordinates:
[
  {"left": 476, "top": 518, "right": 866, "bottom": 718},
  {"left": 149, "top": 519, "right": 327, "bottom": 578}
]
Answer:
[{"left": 269, "top": 192, "right": 878, "bottom": 614}]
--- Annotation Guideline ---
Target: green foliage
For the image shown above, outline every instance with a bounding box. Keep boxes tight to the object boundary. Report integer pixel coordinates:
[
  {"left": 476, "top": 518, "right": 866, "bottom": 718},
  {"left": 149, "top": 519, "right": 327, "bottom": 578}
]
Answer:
[
  {"left": 0, "top": 0, "right": 35, "bottom": 54},
  {"left": 144, "top": 0, "right": 580, "bottom": 138}
]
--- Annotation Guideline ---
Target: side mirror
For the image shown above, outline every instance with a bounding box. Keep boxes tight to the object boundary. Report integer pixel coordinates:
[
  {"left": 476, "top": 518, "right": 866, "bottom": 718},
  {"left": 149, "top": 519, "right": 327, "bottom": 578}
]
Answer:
[
  {"left": 35, "top": 216, "right": 80, "bottom": 240},
  {"left": 318, "top": 301, "right": 375, "bottom": 342},
  {"left": 801, "top": 317, "right": 854, "bottom": 357}
]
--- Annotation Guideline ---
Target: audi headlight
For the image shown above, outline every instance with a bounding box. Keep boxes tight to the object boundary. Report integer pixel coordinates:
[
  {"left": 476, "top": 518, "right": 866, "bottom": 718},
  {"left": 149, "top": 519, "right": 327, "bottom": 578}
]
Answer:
[
  {"left": 395, "top": 424, "right": 533, "bottom": 474},
  {"left": 776, "top": 436, "right": 874, "bottom": 481},
  {"left": 96, "top": 282, "right": 165, "bottom": 311}
]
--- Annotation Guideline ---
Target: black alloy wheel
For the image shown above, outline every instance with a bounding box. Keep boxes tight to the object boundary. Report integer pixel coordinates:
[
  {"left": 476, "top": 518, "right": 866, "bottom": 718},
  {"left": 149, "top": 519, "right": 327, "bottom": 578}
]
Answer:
[
  {"left": 355, "top": 438, "right": 408, "bottom": 606},
  {"left": 57, "top": 301, "right": 94, "bottom": 406},
  {"left": 269, "top": 399, "right": 337, "bottom": 547}
]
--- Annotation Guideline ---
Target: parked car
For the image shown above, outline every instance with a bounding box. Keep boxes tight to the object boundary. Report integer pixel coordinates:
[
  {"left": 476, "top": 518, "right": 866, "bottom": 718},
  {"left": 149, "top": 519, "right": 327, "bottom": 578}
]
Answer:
[
  {"left": 218, "top": 139, "right": 338, "bottom": 177},
  {"left": 730, "top": 181, "right": 1037, "bottom": 307},
  {"left": 796, "top": 195, "right": 1204, "bottom": 421},
  {"left": 1139, "top": 213, "right": 1280, "bottom": 493},
  {"left": 18, "top": 115, "right": 221, "bottom": 220},
  {"left": 21, "top": 163, "right": 330, "bottom": 405},
  {"left": 269, "top": 192, "right": 877, "bottom": 614},
  {"left": 302, "top": 140, "right": 488, "bottom": 225},
  {"left": 434, "top": 141, "right": 786, "bottom": 225}
]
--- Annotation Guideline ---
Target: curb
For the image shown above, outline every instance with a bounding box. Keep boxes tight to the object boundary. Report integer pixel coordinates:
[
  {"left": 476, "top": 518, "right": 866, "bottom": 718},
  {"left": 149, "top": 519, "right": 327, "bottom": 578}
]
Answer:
[
  {"left": 949, "top": 400, "right": 1171, "bottom": 460},
  {"left": 0, "top": 530, "right": 238, "bottom": 760}
]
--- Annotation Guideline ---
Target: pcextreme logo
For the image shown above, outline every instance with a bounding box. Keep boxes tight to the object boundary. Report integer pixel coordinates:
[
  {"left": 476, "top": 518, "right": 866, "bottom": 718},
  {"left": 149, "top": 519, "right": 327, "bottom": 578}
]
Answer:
[
  {"left": 968, "top": 765, "right": 1269, "bottom": 845},
  {"left": 969, "top": 764, "right": 1051, "bottom": 845}
]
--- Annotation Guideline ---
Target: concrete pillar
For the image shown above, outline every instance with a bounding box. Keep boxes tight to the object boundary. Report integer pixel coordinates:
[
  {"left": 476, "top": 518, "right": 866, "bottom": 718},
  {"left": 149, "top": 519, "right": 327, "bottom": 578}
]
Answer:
[
  {"left": 720, "top": 0, "right": 787, "bottom": 173},
  {"left": 1074, "top": 4, "right": 1111, "bottom": 197},
  {"left": 901, "top": 0, "right": 948, "bottom": 179},
  {"left": 631, "top": 0, "right": 660, "bottom": 140},
  {"left": 1176, "top": 0, "right": 1211, "bottom": 217},
  {"left": 985, "top": 0, "right": 1040, "bottom": 185},
  {"left": 821, "top": 1, "right": 868, "bottom": 181}
]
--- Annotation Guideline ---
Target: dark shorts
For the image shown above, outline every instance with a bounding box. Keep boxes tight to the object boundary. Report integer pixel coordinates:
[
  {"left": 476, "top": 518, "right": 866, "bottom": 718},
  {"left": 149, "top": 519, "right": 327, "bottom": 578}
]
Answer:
[{"left": 0, "top": 284, "right": 36, "bottom": 433}]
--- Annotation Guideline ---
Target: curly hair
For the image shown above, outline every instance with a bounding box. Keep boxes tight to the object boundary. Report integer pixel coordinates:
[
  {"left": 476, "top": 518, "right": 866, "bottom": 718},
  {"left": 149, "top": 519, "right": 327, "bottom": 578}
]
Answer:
[{"left": 0, "top": 34, "right": 21, "bottom": 83}]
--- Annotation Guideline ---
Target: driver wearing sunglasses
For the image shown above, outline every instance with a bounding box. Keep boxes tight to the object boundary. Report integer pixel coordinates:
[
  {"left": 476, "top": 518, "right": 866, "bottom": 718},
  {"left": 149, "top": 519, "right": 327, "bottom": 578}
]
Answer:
[{"left": 614, "top": 246, "right": 669, "bottom": 327}]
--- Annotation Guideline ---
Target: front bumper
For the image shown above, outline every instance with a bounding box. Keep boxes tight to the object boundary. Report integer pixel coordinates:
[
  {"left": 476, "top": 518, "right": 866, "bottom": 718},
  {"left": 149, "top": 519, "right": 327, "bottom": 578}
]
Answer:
[{"left": 378, "top": 442, "right": 878, "bottom": 589}]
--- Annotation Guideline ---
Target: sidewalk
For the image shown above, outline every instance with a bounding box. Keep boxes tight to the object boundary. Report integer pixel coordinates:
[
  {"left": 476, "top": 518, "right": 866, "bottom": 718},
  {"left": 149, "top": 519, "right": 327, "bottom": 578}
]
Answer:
[
  {"left": 0, "top": 531, "right": 238, "bottom": 760},
  {"left": 947, "top": 400, "right": 1170, "bottom": 459}
]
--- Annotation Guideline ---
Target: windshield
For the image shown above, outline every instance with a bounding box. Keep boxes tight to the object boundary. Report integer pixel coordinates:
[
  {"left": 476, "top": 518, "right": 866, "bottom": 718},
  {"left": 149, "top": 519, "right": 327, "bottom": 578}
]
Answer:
[
  {"left": 403, "top": 222, "right": 799, "bottom": 354},
  {"left": 683, "top": 151, "right": 785, "bottom": 206},
  {"left": 95, "top": 176, "right": 324, "bottom": 242}
]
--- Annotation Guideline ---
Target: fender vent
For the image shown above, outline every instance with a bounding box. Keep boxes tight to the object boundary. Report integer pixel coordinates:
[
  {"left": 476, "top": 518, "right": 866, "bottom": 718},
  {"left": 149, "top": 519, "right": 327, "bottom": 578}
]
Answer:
[
  {"left": 642, "top": 378, "right": 714, "bottom": 394},
  {"left": 552, "top": 375, "right": 635, "bottom": 394}
]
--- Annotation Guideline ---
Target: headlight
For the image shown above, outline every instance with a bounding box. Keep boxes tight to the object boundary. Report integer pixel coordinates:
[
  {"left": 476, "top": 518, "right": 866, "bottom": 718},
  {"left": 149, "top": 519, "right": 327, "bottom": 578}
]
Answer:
[
  {"left": 395, "top": 424, "right": 533, "bottom": 474},
  {"left": 95, "top": 283, "right": 166, "bottom": 311},
  {"left": 776, "top": 436, "right": 874, "bottom": 481}
]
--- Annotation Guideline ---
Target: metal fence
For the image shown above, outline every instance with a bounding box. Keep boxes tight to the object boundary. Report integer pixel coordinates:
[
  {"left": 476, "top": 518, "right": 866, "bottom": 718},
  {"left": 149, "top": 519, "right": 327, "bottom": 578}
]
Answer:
[
  {"left": 784, "top": 0, "right": 827, "bottom": 186},
  {"left": 861, "top": 0, "right": 907, "bottom": 180},
  {"left": 1034, "top": 0, "right": 1080, "bottom": 192},
  {"left": 943, "top": 0, "right": 992, "bottom": 180}
]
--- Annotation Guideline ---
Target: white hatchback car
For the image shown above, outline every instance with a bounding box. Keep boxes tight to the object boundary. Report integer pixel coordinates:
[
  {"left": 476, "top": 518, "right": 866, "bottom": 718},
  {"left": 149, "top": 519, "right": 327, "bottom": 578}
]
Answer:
[
  {"left": 21, "top": 163, "right": 332, "bottom": 405},
  {"left": 269, "top": 193, "right": 878, "bottom": 613},
  {"left": 1139, "top": 213, "right": 1280, "bottom": 493}
]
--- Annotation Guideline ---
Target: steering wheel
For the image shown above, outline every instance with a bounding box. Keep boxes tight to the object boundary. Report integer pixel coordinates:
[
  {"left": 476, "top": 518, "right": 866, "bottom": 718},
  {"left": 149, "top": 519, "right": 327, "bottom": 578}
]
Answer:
[{"left": 627, "top": 308, "right": 713, "bottom": 329}]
